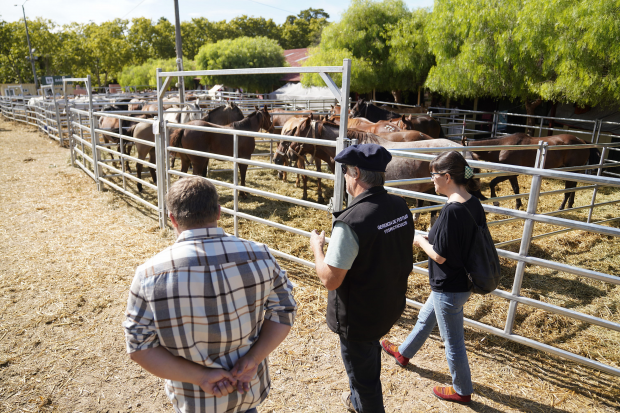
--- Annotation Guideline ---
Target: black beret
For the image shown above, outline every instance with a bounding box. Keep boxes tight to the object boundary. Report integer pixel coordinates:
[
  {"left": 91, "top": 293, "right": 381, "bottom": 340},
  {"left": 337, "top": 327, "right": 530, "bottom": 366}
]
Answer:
[{"left": 334, "top": 144, "right": 392, "bottom": 172}]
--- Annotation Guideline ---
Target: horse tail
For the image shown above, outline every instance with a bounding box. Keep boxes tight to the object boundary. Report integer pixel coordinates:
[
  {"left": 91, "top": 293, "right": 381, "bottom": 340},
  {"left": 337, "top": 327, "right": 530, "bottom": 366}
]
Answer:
[
  {"left": 127, "top": 123, "right": 138, "bottom": 136},
  {"left": 170, "top": 127, "right": 184, "bottom": 148}
]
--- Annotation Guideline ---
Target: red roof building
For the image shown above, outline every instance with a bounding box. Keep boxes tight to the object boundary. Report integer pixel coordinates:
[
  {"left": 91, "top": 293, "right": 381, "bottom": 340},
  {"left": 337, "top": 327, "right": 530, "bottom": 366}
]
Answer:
[{"left": 281, "top": 48, "right": 310, "bottom": 82}]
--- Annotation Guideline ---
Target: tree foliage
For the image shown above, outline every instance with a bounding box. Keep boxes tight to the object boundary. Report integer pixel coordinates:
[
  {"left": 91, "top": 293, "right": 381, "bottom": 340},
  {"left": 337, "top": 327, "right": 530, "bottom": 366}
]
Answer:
[
  {"left": 0, "top": 8, "right": 329, "bottom": 87},
  {"left": 118, "top": 58, "right": 196, "bottom": 89},
  {"left": 301, "top": 0, "right": 432, "bottom": 101},
  {"left": 195, "top": 36, "right": 286, "bottom": 92}
]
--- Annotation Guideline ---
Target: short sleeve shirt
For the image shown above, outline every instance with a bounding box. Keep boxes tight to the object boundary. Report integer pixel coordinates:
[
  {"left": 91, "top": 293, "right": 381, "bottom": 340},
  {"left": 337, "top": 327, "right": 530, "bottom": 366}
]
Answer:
[
  {"left": 427, "top": 196, "right": 485, "bottom": 292},
  {"left": 324, "top": 221, "right": 360, "bottom": 270}
]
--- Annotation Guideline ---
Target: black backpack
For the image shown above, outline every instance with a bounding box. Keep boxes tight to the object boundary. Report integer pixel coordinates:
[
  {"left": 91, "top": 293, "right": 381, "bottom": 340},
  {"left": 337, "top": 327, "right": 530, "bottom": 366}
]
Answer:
[{"left": 459, "top": 204, "right": 501, "bottom": 294}]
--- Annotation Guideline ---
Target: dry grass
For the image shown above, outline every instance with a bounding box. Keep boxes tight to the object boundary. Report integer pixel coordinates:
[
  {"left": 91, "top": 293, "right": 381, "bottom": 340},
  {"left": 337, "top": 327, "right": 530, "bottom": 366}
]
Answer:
[{"left": 1, "top": 117, "right": 619, "bottom": 412}]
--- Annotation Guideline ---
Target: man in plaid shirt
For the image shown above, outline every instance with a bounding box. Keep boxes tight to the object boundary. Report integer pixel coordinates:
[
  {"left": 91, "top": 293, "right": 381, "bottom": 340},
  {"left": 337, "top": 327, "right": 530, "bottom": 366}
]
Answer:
[{"left": 124, "top": 176, "right": 297, "bottom": 413}]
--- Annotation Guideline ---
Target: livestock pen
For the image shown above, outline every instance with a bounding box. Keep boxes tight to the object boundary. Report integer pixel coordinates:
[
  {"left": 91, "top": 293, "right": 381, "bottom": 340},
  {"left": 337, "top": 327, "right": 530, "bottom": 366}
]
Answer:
[{"left": 1, "top": 66, "right": 620, "bottom": 411}]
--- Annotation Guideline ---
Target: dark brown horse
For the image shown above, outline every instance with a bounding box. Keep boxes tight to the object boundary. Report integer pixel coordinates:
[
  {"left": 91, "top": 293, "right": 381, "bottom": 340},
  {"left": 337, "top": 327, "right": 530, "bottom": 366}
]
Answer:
[
  {"left": 464, "top": 133, "right": 600, "bottom": 210},
  {"left": 170, "top": 106, "right": 272, "bottom": 197},
  {"left": 351, "top": 99, "right": 401, "bottom": 121},
  {"left": 133, "top": 103, "right": 246, "bottom": 192}
]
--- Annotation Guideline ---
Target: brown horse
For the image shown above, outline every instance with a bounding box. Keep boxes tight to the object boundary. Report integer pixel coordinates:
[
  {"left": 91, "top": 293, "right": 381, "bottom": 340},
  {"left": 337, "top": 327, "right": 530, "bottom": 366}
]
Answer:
[
  {"left": 97, "top": 102, "right": 143, "bottom": 171},
  {"left": 269, "top": 110, "right": 314, "bottom": 134},
  {"left": 464, "top": 133, "right": 600, "bottom": 210},
  {"left": 399, "top": 115, "right": 446, "bottom": 139},
  {"left": 273, "top": 116, "right": 332, "bottom": 203},
  {"left": 133, "top": 103, "right": 246, "bottom": 192},
  {"left": 329, "top": 114, "right": 445, "bottom": 139},
  {"left": 286, "top": 119, "right": 479, "bottom": 221},
  {"left": 170, "top": 106, "right": 272, "bottom": 197}
]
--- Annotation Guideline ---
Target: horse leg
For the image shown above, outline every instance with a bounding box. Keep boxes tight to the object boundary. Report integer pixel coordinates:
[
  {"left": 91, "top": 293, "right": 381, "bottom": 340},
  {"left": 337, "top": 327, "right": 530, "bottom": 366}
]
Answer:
[
  {"left": 239, "top": 163, "right": 249, "bottom": 198},
  {"left": 413, "top": 199, "right": 423, "bottom": 224},
  {"left": 489, "top": 175, "right": 513, "bottom": 207},
  {"left": 508, "top": 176, "right": 522, "bottom": 210},
  {"left": 148, "top": 148, "right": 157, "bottom": 186},
  {"left": 137, "top": 162, "right": 143, "bottom": 192},
  {"left": 315, "top": 159, "right": 324, "bottom": 204},
  {"left": 180, "top": 154, "right": 191, "bottom": 174},
  {"left": 560, "top": 181, "right": 578, "bottom": 210}
]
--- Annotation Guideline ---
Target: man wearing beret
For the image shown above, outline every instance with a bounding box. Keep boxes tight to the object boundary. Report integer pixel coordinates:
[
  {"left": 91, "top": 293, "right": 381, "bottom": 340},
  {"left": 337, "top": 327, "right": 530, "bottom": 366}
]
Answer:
[{"left": 310, "top": 144, "right": 415, "bottom": 412}]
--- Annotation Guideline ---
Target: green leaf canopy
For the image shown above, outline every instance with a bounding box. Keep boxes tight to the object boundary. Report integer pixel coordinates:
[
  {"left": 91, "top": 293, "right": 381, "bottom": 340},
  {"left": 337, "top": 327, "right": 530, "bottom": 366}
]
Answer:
[{"left": 195, "top": 36, "right": 286, "bottom": 92}]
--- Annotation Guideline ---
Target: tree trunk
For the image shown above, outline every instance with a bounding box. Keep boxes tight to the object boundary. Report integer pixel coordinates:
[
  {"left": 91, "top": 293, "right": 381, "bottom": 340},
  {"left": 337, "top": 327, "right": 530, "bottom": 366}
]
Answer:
[
  {"left": 391, "top": 90, "right": 402, "bottom": 103},
  {"left": 524, "top": 98, "right": 542, "bottom": 136}
]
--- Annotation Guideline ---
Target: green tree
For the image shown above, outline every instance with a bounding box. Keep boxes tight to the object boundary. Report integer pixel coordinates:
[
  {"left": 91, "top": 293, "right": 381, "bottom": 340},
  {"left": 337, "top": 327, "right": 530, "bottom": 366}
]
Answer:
[
  {"left": 195, "top": 36, "right": 286, "bottom": 92},
  {"left": 301, "top": 0, "right": 423, "bottom": 101},
  {"left": 119, "top": 58, "right": 196, "bottom": 89},
  {"left": 280, "top": 8, "right": 330, "bottom": 49},
  {"left": 0, "top": 20, "right": 30, "bottom": 83},
  {"left": 517, "top": 0, "right": 620, "bottom": 107},
  {"left": 84, "top": 19, "right": 132, "bottom": 86}
]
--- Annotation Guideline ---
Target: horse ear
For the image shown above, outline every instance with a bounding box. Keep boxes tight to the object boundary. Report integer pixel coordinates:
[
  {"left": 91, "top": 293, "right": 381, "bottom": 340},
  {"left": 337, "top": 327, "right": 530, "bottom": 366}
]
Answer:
[
  {"left": 461, "top": 135, "right": 467, "bottom": 146},
  {"left": 401, "top": 115, "right": 406, "bottom": 121},
  {"left": 255, "top": 105, "right": 259, "bottom": 111}
]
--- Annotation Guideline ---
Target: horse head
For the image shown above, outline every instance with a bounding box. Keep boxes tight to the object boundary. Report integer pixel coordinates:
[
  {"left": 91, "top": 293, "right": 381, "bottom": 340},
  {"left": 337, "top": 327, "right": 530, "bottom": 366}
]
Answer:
[{"left": 259, "top": 105, "right": 272, "bottom": 132}]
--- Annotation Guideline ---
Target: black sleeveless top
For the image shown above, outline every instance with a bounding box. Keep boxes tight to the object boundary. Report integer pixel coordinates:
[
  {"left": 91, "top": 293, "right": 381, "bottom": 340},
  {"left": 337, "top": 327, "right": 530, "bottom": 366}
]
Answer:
[{"left": 327, "top": 186, "right": 415, "bottom": 341}]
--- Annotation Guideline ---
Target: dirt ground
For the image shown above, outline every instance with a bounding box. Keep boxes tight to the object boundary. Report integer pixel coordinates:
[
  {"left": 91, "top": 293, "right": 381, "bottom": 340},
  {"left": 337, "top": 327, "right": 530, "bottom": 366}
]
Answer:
[{"left": 1, "top": 117, "right": 619, "bottom": 413}]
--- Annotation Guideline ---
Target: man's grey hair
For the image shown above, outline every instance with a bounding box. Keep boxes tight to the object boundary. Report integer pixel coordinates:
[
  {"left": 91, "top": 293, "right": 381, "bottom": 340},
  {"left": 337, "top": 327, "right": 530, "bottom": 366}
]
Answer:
[
  {"left": 346, "top": 165, "right": 385, "bottom": 187},
  {"left": 166, "top": 176, "right": 219, "bottom": 228}
]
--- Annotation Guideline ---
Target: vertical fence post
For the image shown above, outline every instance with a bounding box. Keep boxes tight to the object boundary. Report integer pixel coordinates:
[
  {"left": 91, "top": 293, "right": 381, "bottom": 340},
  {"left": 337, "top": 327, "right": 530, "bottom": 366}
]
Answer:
[
  {"left": 504, "top": 141, "right": 548, "bottom": 335},
  {"left": 587, "top": 146, "right": 608, "bottom": 223},
  {"left": 594, "top": 119, "right": 603, "bottom": 145},
  {"left": 492, "top": 110, "right": 498, "bottom": 138},
  {"left": 165, "top": 119, "right": 172, "bottom": 193},
  {"left": 53, "top": 94, "right": 63, "bottom": 145},
  {"left": 86, "top": 75, "right": 102, "bottom": 191},
  {"left": 591, "top": 119, "right": 599, "bottom": 143},
  {"left": 461, "top": 114, "right": 467, "bottom": 140},
  {"left": 538, "top": 117, "right": 544, "bottom": 137},
  {"left": 63, "top": 82, "right": 74, "bottom": 165},
  {"left": 333, "top": 58, "right": 352, "bottom": 214},
  {"left": 234, "top": 132, "right": 239, "bottom": 237},
  {"left": 155, "top": 68, "right": 167, "bottom": 229}
]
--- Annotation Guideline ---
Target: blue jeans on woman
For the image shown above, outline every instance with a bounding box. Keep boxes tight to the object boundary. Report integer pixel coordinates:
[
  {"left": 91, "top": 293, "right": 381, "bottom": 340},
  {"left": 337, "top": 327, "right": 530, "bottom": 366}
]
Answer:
[{"left": 398, "top": 291, "right": 473, "bottom": 396}]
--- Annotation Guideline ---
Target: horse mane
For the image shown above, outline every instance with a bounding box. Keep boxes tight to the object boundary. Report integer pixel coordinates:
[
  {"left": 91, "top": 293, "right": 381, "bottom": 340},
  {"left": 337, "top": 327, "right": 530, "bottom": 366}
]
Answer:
[
  {"left": 232, "top": 111, "right": 257, "bottom": 129},
  {"left": 346, "top": 129, "right": 379, "bottom": 144}
]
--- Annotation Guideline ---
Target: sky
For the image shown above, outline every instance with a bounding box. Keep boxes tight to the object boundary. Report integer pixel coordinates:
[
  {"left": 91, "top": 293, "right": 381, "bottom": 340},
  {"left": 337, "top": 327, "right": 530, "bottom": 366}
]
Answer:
[{"left": 3, "top": 0, "right": 434, "bottom": 26}]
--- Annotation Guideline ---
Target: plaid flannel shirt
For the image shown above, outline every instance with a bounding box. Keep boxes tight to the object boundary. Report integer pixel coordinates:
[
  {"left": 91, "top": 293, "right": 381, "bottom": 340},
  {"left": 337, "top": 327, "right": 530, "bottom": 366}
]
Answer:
[{"left": 123, "top": 228, "right": 297, "bottom": 413}]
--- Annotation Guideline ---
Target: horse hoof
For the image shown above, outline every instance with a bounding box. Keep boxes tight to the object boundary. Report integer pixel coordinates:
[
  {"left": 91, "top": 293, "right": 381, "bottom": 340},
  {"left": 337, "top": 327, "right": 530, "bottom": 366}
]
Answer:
[
  {"left": 318, "top": 197, "right": 325, "bottom": 204},
  {"left": 137, "top": 183, "right": 143, "bottom": 192},
  {"left": 493, "top": 202, "right": 499, "bottom": 207}
]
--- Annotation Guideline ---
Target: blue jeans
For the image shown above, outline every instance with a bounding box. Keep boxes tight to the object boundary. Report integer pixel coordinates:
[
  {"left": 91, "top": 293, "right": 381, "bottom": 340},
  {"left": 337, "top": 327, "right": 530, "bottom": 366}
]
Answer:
[
  {"left": 399, "top": 291, "right": 473, "bottom": 396},
  {"left": 242, "top": 409, "right": 258, "bottom": 413},
  {"left": 339, "top": 336, "right": 385, "bottom": 413}
]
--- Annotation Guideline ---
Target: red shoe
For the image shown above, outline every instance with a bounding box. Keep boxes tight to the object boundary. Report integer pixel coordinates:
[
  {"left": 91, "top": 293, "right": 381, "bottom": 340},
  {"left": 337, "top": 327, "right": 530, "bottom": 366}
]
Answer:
[
  {"left": 380, "top": 339, "right": 410, "bottom": 367},
  {"left": 433, "top": 386, "right": 471, "bottom": 404}
]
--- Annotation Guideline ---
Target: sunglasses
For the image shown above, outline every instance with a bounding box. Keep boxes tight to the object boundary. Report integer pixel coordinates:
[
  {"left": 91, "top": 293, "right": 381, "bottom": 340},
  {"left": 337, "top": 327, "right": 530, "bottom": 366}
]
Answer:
[{"left": 341, "top": 164, "right": 348, "bottom": 174}]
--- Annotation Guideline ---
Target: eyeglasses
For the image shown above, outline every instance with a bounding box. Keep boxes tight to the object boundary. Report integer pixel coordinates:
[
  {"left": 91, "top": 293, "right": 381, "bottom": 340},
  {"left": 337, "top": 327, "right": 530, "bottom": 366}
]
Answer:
[
  {"left": 430, "top": 172, "right": 446, "bottom": 180},
  {"left": 341, "top": 164, "right": 348, "bottom": 174}
]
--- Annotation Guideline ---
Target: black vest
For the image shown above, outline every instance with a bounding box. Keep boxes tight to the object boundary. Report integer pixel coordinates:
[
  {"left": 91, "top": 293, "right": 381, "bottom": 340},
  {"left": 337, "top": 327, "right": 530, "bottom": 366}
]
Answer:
[{"left": 327, "top": 186, "right": 415, "bottom": 341}]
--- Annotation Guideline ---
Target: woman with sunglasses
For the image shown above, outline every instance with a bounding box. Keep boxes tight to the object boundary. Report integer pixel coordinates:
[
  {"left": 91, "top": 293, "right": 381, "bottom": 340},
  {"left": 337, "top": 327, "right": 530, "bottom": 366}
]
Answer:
[{"left": 381, "top": 150, "right": 484, "bottom": 405}]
